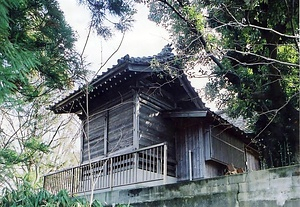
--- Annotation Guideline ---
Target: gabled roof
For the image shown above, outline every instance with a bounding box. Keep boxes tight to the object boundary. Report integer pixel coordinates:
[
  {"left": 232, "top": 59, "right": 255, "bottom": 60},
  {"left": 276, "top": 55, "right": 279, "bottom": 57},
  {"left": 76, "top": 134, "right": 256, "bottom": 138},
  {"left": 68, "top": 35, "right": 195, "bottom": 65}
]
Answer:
[
  {"left": 50, "top": 45, "right": 206, "bottom": 113},
  {"left": 50, "top": 45, "right": 254, "bottom": 145}
]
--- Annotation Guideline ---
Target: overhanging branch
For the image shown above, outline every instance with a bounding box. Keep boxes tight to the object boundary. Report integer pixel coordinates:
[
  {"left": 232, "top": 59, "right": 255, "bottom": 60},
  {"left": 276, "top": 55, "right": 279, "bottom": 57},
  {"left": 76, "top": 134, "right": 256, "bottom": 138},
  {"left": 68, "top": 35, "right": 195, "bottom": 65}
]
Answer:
[{"left": 157, "top": 0, "right": 227, "bottom": 71}]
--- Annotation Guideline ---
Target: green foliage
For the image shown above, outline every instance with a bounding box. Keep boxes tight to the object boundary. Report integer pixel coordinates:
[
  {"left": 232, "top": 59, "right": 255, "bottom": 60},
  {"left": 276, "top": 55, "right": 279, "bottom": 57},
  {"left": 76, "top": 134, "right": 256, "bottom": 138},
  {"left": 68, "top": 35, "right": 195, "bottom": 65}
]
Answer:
[
  {"left": 79, "top": 0, "right": 136, "bottom": 39},
  {"left": 202, "top": 0, "right": 299, "bottom": 167},
  {"left": 0, "top": 149, "right": 23, "bottom": 165},
  {"left": 0, "top": 93, "right": 80, "bottom": 188},
  {"left": 0, "top": 0, "right": 85, "bottom": 104},
  {"left": 145, "top": 0, "right": 299, "bottom": 167},
  {"left": 149, "top": 1, "right": 207, "bottom": 55},
  {"left": 24, "top": 138, "right": 50, "bottom": 154},
  {"left": 0, "top": 184, "right": 103, "bottom": 207}
]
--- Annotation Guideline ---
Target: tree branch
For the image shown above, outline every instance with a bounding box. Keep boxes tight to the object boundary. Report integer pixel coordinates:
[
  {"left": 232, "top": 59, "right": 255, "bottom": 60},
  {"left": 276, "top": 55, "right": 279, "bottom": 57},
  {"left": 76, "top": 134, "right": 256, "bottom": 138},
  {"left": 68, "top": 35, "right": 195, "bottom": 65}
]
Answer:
[
  {"left": 157, "top": 0, "right": 227, "bottom": 71},
  {"left": 224, "top": 49, "right": 299, "bottom": 67},
  {"left": 222, "top": 3, "right": 299, "bottom": 40}
]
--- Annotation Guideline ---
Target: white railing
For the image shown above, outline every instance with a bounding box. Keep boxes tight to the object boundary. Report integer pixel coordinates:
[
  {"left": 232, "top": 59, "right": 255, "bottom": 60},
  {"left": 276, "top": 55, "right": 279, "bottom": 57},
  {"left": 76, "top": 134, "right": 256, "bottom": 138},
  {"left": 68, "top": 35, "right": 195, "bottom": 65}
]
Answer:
[{"left": 43, "top": 143, "right": 173, "bottom": 196}]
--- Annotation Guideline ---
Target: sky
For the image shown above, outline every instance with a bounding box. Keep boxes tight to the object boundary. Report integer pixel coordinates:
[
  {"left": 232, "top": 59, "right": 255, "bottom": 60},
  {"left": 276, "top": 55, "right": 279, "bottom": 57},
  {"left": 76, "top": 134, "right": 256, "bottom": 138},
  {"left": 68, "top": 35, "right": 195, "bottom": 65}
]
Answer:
[{"left": 58, "top": 1, "right": 170, "bottom": 73}]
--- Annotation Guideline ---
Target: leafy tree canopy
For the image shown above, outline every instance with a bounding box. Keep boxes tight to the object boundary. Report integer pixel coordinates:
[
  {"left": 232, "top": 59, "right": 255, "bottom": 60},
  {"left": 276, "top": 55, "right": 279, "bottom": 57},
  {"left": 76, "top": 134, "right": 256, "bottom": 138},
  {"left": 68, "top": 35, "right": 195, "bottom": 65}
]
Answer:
[
  {"left": 151, "top": 0, "right": 299, "bottom": 167},
  {"left": 0, "top": 0, "right": 85, "bottom": 104}
]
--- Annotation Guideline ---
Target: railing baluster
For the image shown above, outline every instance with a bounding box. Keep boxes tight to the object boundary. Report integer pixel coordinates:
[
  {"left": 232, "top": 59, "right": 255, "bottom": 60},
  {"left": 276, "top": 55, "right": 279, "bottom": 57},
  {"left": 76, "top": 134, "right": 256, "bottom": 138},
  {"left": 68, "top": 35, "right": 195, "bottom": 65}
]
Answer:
[
  {"left": 57, "top": 172, "right": 60, "bottom": 193},
  {"left": 79, "top": 166, "right": 83, "bottom": 192},
  {"left": 110, "top": 157, "right": 113, "bottom": 189},
  {"left": 149, "top": 148, "right": 151, "bottom": 179},
  {"left": 144, "top": 149, "right": 147, "bottom": 180},
  {"left": 148, "top": 148, "right": 151, "bottom": 180},
  {"left": 134, "top": 152, "right": 138, "bottom": 183},
  {"left": 123, "top": 154, "right": 126, "bottom": 184},
  {"left": 70, "top": 168, "right": 74, "bottom": 196},
  {"left": 116, "top": 156, "right": 118, "bottom": 186},
  {"left": 122, "top": 154, "right": 125, "bottom": 185},
  {"left": 156, "top": 147, "right": 158, "bottom": 177}
]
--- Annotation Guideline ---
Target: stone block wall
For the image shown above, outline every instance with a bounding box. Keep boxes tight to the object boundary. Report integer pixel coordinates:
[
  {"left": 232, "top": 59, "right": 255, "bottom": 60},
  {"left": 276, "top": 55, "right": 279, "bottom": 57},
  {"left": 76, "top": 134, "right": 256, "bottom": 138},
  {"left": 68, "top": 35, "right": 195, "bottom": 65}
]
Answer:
[{"left": 89, "top": 164, "right": 300, "bottom": 207}]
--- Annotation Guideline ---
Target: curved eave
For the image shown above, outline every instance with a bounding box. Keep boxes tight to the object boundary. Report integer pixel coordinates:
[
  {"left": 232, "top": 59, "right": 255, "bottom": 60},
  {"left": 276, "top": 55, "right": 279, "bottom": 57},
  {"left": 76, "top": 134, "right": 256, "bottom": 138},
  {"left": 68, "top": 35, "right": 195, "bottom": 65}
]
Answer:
[
  {"left": 50, "top": 63, "right": 157, "bottom": 114},
  {"left": 50, "top": 45, "right": 177, "bottom": 113}
]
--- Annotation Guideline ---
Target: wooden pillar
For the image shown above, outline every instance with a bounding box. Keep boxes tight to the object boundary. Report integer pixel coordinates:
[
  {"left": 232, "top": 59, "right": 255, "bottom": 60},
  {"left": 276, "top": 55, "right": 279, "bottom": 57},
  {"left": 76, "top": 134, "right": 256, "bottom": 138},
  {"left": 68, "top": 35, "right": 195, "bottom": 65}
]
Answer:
[
  {"left": 163, "top": 143, "right": 168, "bottom": 183},
  {"left": 104, "top": 111, "right": 108, "bottom": 156},
  {"left": 133, "top": 90, "right": 140, "bottom": 149}
]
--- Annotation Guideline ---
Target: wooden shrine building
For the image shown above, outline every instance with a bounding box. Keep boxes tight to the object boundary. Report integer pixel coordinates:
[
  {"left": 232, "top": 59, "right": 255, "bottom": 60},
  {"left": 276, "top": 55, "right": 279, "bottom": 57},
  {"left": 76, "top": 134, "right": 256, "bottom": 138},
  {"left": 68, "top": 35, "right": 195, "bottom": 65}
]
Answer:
[{"left": 44, "top": 46, "right": 259, "bottom": 196}]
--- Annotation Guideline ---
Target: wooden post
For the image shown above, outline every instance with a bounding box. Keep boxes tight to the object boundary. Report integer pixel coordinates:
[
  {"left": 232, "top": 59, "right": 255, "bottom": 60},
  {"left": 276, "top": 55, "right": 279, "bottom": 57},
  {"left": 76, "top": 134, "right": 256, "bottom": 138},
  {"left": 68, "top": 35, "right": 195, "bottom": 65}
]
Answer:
[
  {"left": 71, "top": 168, "right": 75, "bottom": 196},
  {"left": 110, "top": 157, "right": 113, "bottom": 190},
  {"left": 104, "top": 112, "right": 108, "bottom": 156},
  {"left": 133, "top": 91, "right": 140, "bottom": 149},
  {"left": 189, "top": 150, "right": 193, "bottom": 181},
  {"left": 43, "top": 176, "right": 46, "bottom": 191},
  {"left": 134, "top": 152, "right": 138, "bottom": 183},
  {"left": 163, "top": 143, "right": 167, "bottom": 184}
]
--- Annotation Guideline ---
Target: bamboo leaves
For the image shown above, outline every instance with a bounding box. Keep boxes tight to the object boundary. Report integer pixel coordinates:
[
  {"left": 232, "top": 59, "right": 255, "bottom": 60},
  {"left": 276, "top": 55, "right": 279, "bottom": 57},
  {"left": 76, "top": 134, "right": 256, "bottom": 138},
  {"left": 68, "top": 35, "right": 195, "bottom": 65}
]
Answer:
[
  {"left": 0, "top": 0, "right": 84, "bottom": 104},
  {"left": 0, "top": 184, "right": 104, "bottom": 207}
]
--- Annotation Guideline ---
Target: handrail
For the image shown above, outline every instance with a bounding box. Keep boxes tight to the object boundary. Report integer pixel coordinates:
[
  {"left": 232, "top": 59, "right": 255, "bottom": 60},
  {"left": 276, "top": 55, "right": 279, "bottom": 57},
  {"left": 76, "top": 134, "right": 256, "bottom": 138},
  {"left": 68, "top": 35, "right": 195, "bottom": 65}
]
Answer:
[
  {"left": 44, "top": 142, "right": 166, "bottom": 177},
  {"left": 134, "top": 142, "right": 166, "bottom": 153},
  {"left": 43, "top": 142, "right": 173, "bottom": 195}
]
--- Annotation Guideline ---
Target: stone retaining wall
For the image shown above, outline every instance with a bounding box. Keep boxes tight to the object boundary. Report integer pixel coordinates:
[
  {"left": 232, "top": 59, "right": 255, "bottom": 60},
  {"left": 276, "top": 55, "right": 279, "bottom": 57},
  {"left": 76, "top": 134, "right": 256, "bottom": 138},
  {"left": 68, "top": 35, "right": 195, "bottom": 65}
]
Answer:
[{"left": 89, "top": 164, "right": 300, "bottom": 207}]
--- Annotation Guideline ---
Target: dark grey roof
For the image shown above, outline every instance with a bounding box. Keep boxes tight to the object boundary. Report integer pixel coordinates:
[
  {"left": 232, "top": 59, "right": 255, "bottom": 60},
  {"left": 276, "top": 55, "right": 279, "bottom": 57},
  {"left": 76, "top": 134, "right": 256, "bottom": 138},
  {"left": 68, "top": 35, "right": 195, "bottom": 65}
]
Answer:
[
  {"left": 50, "top": 45, "right": 206, "bottom": 113},
  {"left": 49, "top": 45, "right": 253, "bottom": 140},
  {"left": 215, "top": 110, "right": 252, "bottom": 133}
]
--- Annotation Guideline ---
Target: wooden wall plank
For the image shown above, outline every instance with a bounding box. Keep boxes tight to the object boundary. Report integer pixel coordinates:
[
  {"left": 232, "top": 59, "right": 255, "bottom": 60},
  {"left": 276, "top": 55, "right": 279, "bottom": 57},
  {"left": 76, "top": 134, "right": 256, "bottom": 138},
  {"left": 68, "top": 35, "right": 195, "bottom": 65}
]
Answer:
[
  {"left": 209, "top": 126, "right": 245, "bottom": 168},
  {"left": 138, "top": 90, "right": 176, "bottom": 177},
  {"left": 175, "top": 120, "right": 205, "bottom": 181},
  {"left": 82, "top": 94, "right": 134, "bottom": 162},
  {"left": 108, "top": 102, "right": 133, "bottom": 154}
]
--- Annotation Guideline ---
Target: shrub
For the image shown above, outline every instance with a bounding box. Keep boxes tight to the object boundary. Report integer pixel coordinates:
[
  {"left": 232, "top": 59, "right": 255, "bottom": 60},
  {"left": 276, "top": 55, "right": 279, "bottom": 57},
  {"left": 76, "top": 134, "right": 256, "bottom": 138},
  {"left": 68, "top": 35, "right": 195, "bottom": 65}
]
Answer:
[{"left": 0, "top": 184, "right": 102, "bottom": 207}]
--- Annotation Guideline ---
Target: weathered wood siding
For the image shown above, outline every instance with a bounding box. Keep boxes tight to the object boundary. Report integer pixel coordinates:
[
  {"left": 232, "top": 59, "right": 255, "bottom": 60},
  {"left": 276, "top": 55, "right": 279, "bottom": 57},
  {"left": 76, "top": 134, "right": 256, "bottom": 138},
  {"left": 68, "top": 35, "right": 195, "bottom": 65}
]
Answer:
[
  {"left": 205, "top": 160, "right": 227, "bottom": 177},
  {"left": 107, "top": 102, "right": 133, "bottom": 153},
  {"left": 206, "top": 126, "right": 245, "bottom": 168},
  {"left": 82, "top": 113, "right": 106, "bottom": 162},
  {"left": 138, "top": 92, "right": 176, "bottom": 176},
  {"left": 176, "top": 120, "right": 205, "bottom": 181},
  {"left": 139, "top": 93, "right": 175, "bottom": 149},
  {"left": 246, "top": 148, "right": 260, "bottom": 171},
  {"left": 82, "top": 94, "right": 134, "bottom": 163}
]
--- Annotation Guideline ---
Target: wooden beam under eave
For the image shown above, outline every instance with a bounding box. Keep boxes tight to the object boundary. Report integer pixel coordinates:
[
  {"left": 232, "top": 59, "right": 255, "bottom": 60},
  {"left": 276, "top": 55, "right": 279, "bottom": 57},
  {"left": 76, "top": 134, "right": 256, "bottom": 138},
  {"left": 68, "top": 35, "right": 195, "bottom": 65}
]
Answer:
[{"left": 163, "top": 111, "right": 207, "bottom": 118}]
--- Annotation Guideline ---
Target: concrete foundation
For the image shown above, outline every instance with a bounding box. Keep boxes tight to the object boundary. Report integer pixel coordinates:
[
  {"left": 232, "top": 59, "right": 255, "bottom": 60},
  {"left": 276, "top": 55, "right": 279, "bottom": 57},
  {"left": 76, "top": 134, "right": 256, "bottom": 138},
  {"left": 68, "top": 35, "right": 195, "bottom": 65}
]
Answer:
[{"left": 79, "top": 164, "right": 300, "bottom": 207}]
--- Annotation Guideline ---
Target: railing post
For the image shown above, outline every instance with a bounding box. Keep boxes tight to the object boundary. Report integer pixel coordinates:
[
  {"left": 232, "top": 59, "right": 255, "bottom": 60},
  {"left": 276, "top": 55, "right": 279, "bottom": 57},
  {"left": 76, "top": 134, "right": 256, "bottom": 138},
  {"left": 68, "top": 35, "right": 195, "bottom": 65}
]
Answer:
[
  {"left": 134, "top": 152, "right": 138, "bottom": 183},
  {"left": 163, "top": 143, "right": 167, "bottom": 184},
  {"left": 189, "top": 150, "right": 193, "bottom": 181},
  {"left": 110, "top": 157, "right": 113, "bottom": 190},
  {"left": 71, "top": 168, "right": 75, "bottom": 196}
]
